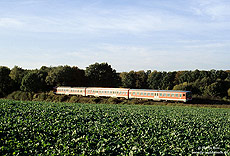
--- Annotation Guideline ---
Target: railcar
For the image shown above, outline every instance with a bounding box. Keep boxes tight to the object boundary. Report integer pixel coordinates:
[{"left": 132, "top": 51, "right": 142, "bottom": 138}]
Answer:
[
  {"left": 55, "top": 86, "right": 86, "bottom": 96},
  {"left": 129, "top": 89, "right": 192, "bottom": 102},
  {"left": 86, "top": 87, "right": 129, "bottom": 99},
  {"left": 54, "top": 86, "right": 192, "bottom": 102}
]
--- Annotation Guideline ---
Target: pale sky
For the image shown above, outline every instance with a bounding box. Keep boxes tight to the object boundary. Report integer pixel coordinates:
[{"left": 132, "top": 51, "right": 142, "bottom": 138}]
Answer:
[{"left": 0, "top": 0, "right": 230, "bottom": 72}]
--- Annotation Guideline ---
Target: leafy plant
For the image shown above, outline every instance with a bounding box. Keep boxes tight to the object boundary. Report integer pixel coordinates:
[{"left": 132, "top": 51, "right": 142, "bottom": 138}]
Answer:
[{"left": 0, "top": 99, "right": 229, "bottom": 155}]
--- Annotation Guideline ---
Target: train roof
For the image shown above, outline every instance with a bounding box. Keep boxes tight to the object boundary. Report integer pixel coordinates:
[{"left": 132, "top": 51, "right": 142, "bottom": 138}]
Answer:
[
  {"left": 86, "top": 87, "right": 128, "bottom": 89},
  {"left": 56, "top": 86, "right": 191, "bottom": 93},
  {"left": 129, "top": 89, "right": 191, "bottom": 93}
]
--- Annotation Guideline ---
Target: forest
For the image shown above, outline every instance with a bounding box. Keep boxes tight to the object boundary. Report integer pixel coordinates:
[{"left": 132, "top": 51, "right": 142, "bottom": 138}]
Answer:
[{"left": 0, "top": 62, "right": 230, "bottom": 101}]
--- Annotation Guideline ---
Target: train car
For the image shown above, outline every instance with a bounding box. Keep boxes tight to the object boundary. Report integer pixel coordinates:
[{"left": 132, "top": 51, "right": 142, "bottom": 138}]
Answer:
[
  {"left": 86, "top": 87, "right": 129, "bottom": 99},
  {"left": 129, "top": 89, "right": 192, "bottom": 102},
  {"left": 54, "top": 86, "right": 192, "bottom": 102},
  {"left": 55, "top": 86, "right": 86, "bottom": 96}
]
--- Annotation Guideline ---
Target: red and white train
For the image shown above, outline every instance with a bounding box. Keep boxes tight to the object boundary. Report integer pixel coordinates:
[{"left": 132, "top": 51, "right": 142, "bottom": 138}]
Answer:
[{"left": 54, "top": 86, "right": 192, "bottom": 102}]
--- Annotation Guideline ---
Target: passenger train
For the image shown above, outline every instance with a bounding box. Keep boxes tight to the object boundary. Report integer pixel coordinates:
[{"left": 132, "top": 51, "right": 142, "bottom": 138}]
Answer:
[{"left": 54, "top": 86, "right": 192, "bottom": 102}]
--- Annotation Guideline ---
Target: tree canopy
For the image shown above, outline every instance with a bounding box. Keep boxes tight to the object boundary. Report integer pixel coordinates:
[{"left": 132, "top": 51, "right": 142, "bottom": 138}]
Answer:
[
  {"left": 85, "top": 62, "right": 119, "bottom": 87},
  {"left": 0, "top": 66, "right": 12, "bottom": 97},
  {"left": 1, "top": 64, "right": 230, "bottom": 100}
]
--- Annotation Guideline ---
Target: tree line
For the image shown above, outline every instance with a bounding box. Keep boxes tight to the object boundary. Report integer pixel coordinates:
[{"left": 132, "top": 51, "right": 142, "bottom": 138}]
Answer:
[{"left": 1, "top": 62, "right": 230, "bottom": 100}]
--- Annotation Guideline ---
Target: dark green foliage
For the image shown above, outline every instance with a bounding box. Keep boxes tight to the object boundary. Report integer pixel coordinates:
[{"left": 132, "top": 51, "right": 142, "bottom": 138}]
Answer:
[
  {"left": 120, "top": 71, "right": 136, "bottom": 88},
  {"left": 0, "top": 66, "right": 13, "bottom": 97},
  {"left": 1, "top": 64, "right": 230, "bottom": 100},
  {"left": 204, "top": 81, "right": 228, "bottom": 97},
  {"left": 68, "top": 96, "right": 80, "bottom": 103},
  {"left": 147, "top": 71, "right": 164, "bottom": 89},
  {"left": 120, "top": 70, "right": 148, "bottom": 89},
  {"left": 7, "top": 91, "right": 34, "bottom": 101},
  {"left": 85, "top": 62, "right": 119, "bottom": 87},
  {"left": 46, "top": 65, "right": 86, "bottom": 87},
  {"left": 0, "top": 100, "right": 229, "bottom": 155},
  {"left": 20, "top": 71, "right": 47, "bottom": 92},
  {"left": 9, "top": 66, "right": 26, "bottom": 91},
  {"left": 107, "top": 97, "right": 122, "bottom": 104}
]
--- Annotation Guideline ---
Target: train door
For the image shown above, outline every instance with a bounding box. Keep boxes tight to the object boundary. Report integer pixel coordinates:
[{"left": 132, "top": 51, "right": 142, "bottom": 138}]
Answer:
[
  {"left": 65, "top": 89, "right": 70, "bottom": 95},
  {"left": 155, "top": 92, "right": 159, "bottom": 100}
]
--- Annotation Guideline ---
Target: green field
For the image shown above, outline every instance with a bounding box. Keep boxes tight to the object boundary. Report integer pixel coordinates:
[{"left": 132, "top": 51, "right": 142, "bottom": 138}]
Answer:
[{"left": 0, "top": 99, "right": 229, "bottom": 155}]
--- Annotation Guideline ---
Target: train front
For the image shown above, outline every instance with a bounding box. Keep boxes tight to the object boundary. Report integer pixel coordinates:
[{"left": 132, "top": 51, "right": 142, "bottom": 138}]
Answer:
[{"left": 186, "top": 91, "right": 192, "bottom": 102}]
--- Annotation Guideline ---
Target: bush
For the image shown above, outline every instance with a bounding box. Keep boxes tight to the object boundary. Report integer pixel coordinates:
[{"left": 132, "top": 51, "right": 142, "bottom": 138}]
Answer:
[
  {"left": 89, "top": 97, "right": 102, "bottom": 104},
  {"left": 58, "top": 95, "right": 69, "bottom": 102},
  {"left": 69, "top": 96, "right": 80, "bottom": 103},
  {"left": 7, "top": 91, "right": 34, "bottom": 101},
  {"left": 107, "top": 97, "right": 122, "bottom": 104}
]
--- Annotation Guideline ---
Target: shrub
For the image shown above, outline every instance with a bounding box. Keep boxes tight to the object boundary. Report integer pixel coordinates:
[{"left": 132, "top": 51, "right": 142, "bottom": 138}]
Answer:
[
  {"left": 69, "top": 96, "right": 80, "bottom": 103},
  {"left": 7, "top": 91, "right": 34, "bottom": 101},
  {"left": 107, "top": 97, "right": 122, "bottom": 104}
]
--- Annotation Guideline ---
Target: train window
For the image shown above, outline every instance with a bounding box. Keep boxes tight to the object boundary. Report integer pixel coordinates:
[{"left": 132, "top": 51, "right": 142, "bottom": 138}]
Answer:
[
  {"left": 141, "top": 92, "right": 143, "bottom": 95},
  {"left": 163, "top": 93, "right": 166, "bottom": 97},
  {"left": 176, "top": 94, "right": 178, "bottom": 97},
  {"left": 137, "top": 92, "right": 139, "bottom": 95},
  {"left": 167, "top": 94, "right": 170, "bottom": 97},
  {"left": 133, "top": 92, "right": 135, "bottom": 95},
  {"left": 144, "top": 93, "right": 146, "bottom": 96},
  {"left": 171, "top": 94, "right": 174, "bottom": 97},
  {"left": 99, "top": 91, "right": 101, "bottom": 93},
  {"left": 160, "top": 93, "right": 162, "bottom": 96},
  {"left": 148, "top": 93, "right": 150, "bottom": 96}
]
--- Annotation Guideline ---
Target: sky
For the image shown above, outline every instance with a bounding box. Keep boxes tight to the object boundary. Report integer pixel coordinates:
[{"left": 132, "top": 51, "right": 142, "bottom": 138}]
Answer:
[{"left": 0, "top": 0, "right": 230, "bottom": 72}]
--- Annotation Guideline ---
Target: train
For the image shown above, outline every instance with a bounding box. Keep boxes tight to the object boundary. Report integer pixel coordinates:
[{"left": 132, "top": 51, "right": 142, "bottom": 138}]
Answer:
[{"left": 54, "top": 86, "right": 192, "bottom": 102}]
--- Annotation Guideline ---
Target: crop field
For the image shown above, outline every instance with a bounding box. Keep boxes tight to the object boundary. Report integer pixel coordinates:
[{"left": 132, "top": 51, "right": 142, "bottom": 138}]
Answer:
[{"left": 0, "top": 99, "right": 229, "bottom": 155}]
